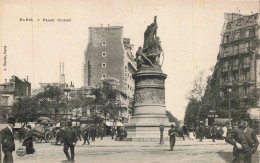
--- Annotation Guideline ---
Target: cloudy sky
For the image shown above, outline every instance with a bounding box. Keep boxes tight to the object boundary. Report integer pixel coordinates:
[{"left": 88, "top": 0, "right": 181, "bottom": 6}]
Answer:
[{"left": 0, "top": 0, "right": 258, "bottom": 120}]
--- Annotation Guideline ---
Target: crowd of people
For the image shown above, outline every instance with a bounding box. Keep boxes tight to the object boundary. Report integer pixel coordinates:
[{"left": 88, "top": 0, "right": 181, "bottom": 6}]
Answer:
[
  {"left": 1, "top": 116, "right": 259, "bottom": 163},
  {"left": 178, "top": 123, "right": 228, "bottom": 141}
]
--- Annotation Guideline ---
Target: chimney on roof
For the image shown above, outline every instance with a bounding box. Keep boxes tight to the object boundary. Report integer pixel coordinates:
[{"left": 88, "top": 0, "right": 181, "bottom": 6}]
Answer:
[
  {"left": 5, "top": 79, "right": 7, "bottom": 83},
  {"left": 27, "top": 76, "right": 28, "bottom": 82},
  {"left": 101, "top": 24, "right": 103, "bottom": 27},
  {"left": 108, "top": 24, "right": 110, "bottom": 27}
]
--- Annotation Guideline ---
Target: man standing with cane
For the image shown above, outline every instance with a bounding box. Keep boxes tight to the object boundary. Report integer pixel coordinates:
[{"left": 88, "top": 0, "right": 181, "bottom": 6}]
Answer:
[
  {"left": 63, "top": 121, "right": 77, "bottom": 163},
  {"left": 168, "top": 124, "right": 177, "bottom": 151}
]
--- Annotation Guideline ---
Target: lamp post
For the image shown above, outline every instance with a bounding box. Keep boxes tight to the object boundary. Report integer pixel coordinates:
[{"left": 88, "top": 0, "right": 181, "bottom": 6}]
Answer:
[
  {"left": 227, "top": 81, "right": 232, "bottom": 121},
  {"left": 159, "top": 123, "right": 164, "bottom": 144},
  {"left": 63, "top": 85, "right": 71, "bottom": 124}
]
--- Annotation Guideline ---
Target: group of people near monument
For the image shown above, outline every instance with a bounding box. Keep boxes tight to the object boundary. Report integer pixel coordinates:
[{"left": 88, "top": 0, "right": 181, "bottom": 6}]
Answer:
[
  {"left": 180, "top": 123, "right": 229, "bottom": 141},
  {"left": 177, "top": 118, "right": 259, "bottom": 162}
]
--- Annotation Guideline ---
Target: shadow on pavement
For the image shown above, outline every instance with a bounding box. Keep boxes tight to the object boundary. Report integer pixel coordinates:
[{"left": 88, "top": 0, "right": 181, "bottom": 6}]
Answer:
[
  {"left": 217, "top": 150, "right": 233, "bottom": 163},
  {"left": 217, "top": 150, "right": 259, "bottom": 163}
]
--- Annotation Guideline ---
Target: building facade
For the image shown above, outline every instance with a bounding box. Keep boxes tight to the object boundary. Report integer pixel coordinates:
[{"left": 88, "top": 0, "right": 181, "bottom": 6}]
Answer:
[
  {"left": 83, "top": 25, "right": 137, "bottom": 124},
  {"left": 0, "top": 76, "right": 31, "bottom": 122},
  {"left": 217, "top": 12, "right": 260, "bottom": 133}
]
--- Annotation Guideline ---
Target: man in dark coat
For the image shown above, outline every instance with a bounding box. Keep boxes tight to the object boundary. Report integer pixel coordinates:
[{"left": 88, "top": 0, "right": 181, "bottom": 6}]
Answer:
[
  {"left": 1, "top": 117, "right": 16, "bottom": 163},
  {"left": 63, "top": 121, "right": 77, "bottom": 163},
  {"left": 225, "top": 119, "right": 258, "bottom": 163},
  {"left": 168, "top": 124, "right": 177, "bottom": 151},
  {"left": 23, "top": 125, "right": 35, "bottom": 154},
  {"left": 90, "top": 126, "right": 96, "bottom": 142},
  {"left": 111, "top": 127, "right": 115, "bottom": 139},
  {"left": 198, "top": 122, "right": 205, "bottom": 142},
  {"left": 82, "top": 127, "right": 90, "bottom": 145}
]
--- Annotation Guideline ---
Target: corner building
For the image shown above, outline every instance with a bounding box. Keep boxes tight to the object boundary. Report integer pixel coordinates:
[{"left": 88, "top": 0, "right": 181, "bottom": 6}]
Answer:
[
  {"left": 218, "top": 12, "right": 260, "bottom": 133},
  {"left": 83, "top": 26, "right": 137, "bottom": 123}
]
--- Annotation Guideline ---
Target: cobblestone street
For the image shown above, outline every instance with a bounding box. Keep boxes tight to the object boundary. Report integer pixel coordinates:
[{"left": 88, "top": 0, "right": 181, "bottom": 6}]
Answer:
[{"left": 3, "top": 137, "right": 259, "bottom": 163}]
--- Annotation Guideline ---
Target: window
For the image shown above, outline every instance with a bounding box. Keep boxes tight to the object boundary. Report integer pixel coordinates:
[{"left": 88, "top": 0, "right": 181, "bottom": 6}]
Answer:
[
  {"left": 102, "top": 41, "right": 106, "bottom": 46},
  {"left": 223, "top": 34, "right": 230, "bottom": 43},
  {"left": 102, "top": 74, "right": 106, "bottom": 78},
  {"left": 250, "top": 27, "right": 255, "bottom": 37},
  {"left": 234, "top": 45, "right": 238, "bottom": 54},
  {"left": 245, "top": 42, "right": 250, "bottom": 51},
  {"left": 244, "top": 87, "right": 250, "bottom": 96},
  {"left": 245, "top": 28, "right": 250, "bottom": 38},
  {"left": 102, "top": 52, "right": 106, "bottom": 57},
  {"left": 244, "top": 71, "right": 250, "bottom": 81},
  {"left": 234, "top": 30, "right": 241, "bottom": 40},
  {"left": 233, "top": 59, "right": 239, "bottom": 70},
  {"left": 226, "top": 23, "right": 231, "bottom": 29},
  {"left": 233, "top": 71, "right": 239, "bottom": 82},
  {"left": 222, "top": 60, "right": 228, "bottom": 71},
  {"left": 1, "top": 96, "right": 8, "bottom": 106},
  {"left": 102, "top": 63, "right": 106, "bottom": 68},
  {"left": 223, "top": 73, "right": 228, "bottom": 83}
]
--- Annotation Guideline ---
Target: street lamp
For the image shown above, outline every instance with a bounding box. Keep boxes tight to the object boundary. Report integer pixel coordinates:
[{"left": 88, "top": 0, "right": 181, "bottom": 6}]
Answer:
[
  {"left": 63, "top": 85, "right": 71, "bottom": 124},
  {"left": 227, "top": 81, "right": 232, "bottom": 121}
]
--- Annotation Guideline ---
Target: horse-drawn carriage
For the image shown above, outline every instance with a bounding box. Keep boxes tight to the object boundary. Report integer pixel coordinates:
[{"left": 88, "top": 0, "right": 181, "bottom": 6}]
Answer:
[{"left": 32, "top": 117, "right": 56, "bottom": 143}]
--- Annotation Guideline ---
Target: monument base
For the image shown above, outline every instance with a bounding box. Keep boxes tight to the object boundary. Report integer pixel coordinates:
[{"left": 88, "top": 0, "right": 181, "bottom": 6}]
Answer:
[
  {"left": 248, "top": 108, "right": 260, "bottom": 135},
  {"left": 124, "top": 117, "right": 174, "bottom": 142}
]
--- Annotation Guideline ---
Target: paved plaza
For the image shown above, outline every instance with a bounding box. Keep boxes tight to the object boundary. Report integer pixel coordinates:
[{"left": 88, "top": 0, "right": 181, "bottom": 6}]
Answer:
[{"left": 2, "top": 136, "right": 259, "bottom": 163}]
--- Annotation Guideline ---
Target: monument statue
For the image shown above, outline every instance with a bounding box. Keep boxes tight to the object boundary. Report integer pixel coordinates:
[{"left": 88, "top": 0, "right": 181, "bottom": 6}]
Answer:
[
  {"left": 135, "top": 16, "right": 164, "bottom": 69},
  {"left": 125, "top": 16, "right": 171, "bottom": 142}
]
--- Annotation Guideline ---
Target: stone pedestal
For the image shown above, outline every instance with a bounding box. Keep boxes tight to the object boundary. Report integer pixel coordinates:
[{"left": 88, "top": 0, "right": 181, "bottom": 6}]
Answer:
[
  {"left": 248, "top": 108, "right": 260, "bottom": 135},
  {"left": 124, "top": 67, "right": 172, "bottom": 141}
]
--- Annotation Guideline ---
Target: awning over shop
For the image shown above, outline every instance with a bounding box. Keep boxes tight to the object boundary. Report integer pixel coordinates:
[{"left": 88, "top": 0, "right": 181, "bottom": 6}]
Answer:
[
  {"left": 105, "top": 121, "right": 123, "bottom": 126},
  {"left": 105, "top": 121, "right": 113, "bottom": 126},
  {"left": 214, "top": 118, "right": 229, "bottom": 125}
]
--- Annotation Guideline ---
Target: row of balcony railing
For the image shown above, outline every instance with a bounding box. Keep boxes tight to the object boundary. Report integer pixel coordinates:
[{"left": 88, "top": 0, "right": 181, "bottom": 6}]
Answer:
[
  {"left": 222, "top": 62, "right": 250, "bottom": 72},
  {"left": 219, "top": 47, "right": 252, "bottom": 58},
  {"left": 220, "top": 76, "right": 251, "bottom": 85},
  {"left": 223, "top": 32, "right": 255, "bottom": 44}
]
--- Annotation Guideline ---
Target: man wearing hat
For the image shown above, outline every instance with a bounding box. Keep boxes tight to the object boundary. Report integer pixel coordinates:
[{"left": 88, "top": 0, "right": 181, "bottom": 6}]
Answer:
[
  {"left": 63, "top": 121, "right": 77, "bottom": 163},
  {"left": 168, "top": 124, "right": 177, "bottom": 151},
  {"left": 225, "top": 118, "right": 259, "bottom": 163},
  {"left": 1, "top": 117, "right": 15, "bottom": 163}
]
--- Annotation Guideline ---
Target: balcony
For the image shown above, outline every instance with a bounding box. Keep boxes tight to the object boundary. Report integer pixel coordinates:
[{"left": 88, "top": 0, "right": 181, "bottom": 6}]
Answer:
[
  {"left": 219, "top": 48, "right": 252, "bottom": 59},
  {"left": 243, "top": 62, "right": 250, "bottom": 69},
  {"left": 232, "top": 65, "right": 239, "bottom": 70},
  {"left": 239, "top": 48, "right": 250, "bottom": 54},
  {"left": 222, "top": 67, "right": 228, "bottom": 72}
]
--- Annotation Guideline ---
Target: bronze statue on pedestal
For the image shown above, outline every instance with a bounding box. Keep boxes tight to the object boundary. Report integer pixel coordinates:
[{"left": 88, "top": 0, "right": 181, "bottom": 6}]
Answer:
[{"left": 135, "top": 16, "right": 164, "bottom": 69}]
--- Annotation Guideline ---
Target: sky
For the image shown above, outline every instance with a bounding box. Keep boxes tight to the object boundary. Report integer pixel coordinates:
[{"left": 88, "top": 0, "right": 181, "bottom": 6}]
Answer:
[{"left": 0, "top": 0, "right": 259, "bottom": 120}]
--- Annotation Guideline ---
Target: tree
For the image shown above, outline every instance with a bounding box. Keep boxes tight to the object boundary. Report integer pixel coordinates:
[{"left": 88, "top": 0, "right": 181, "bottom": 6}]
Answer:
[
  {"left": 184, "top": 71, "right": 206, "bottom": 128},
  {"left": 11, "top": 97, "right": 39, "bottom": 126},
  {"left": 166, "top": 110, "right": 180, "bottom": 128},
  {"left": 90, "top": 81, "right": 120, "bottom": 124},
  {"left": 36, "top": 85, "right": 67, "bottom": 121}
]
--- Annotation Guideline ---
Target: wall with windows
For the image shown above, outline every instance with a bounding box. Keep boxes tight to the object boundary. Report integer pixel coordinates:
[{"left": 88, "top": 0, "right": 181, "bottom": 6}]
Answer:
[{"left": 218, "top": 12, "right": 259, "bottom": 103}]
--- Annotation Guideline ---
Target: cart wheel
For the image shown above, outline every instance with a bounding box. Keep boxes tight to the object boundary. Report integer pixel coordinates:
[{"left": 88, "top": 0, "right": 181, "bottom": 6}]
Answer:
[
  {"left": 45, "top": 131, "right": 54, "bottom": 143},
  {"left": 33, "top": 135, "right": 42, "bottom": 143},
  {"left": 16, "top": 147, "right": 26, "bottom": 157}
]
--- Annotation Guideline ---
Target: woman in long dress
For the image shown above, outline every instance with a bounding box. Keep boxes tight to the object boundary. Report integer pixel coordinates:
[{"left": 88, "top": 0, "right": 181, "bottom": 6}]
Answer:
[
  {"left": 23, "top": 125, "right": 35, "bottom": 154},
  {"left": 188, "top": 128, "right": 195, "bottom": 140}
]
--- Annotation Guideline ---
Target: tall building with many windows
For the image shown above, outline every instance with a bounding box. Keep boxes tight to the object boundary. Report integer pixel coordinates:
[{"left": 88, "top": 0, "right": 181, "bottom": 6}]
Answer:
[
  {"left": 217, "top": 12, "right": 260, "bottom": 132},
  {"left": 83, "top": 25, "right": 137, "bottom": 123}
]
